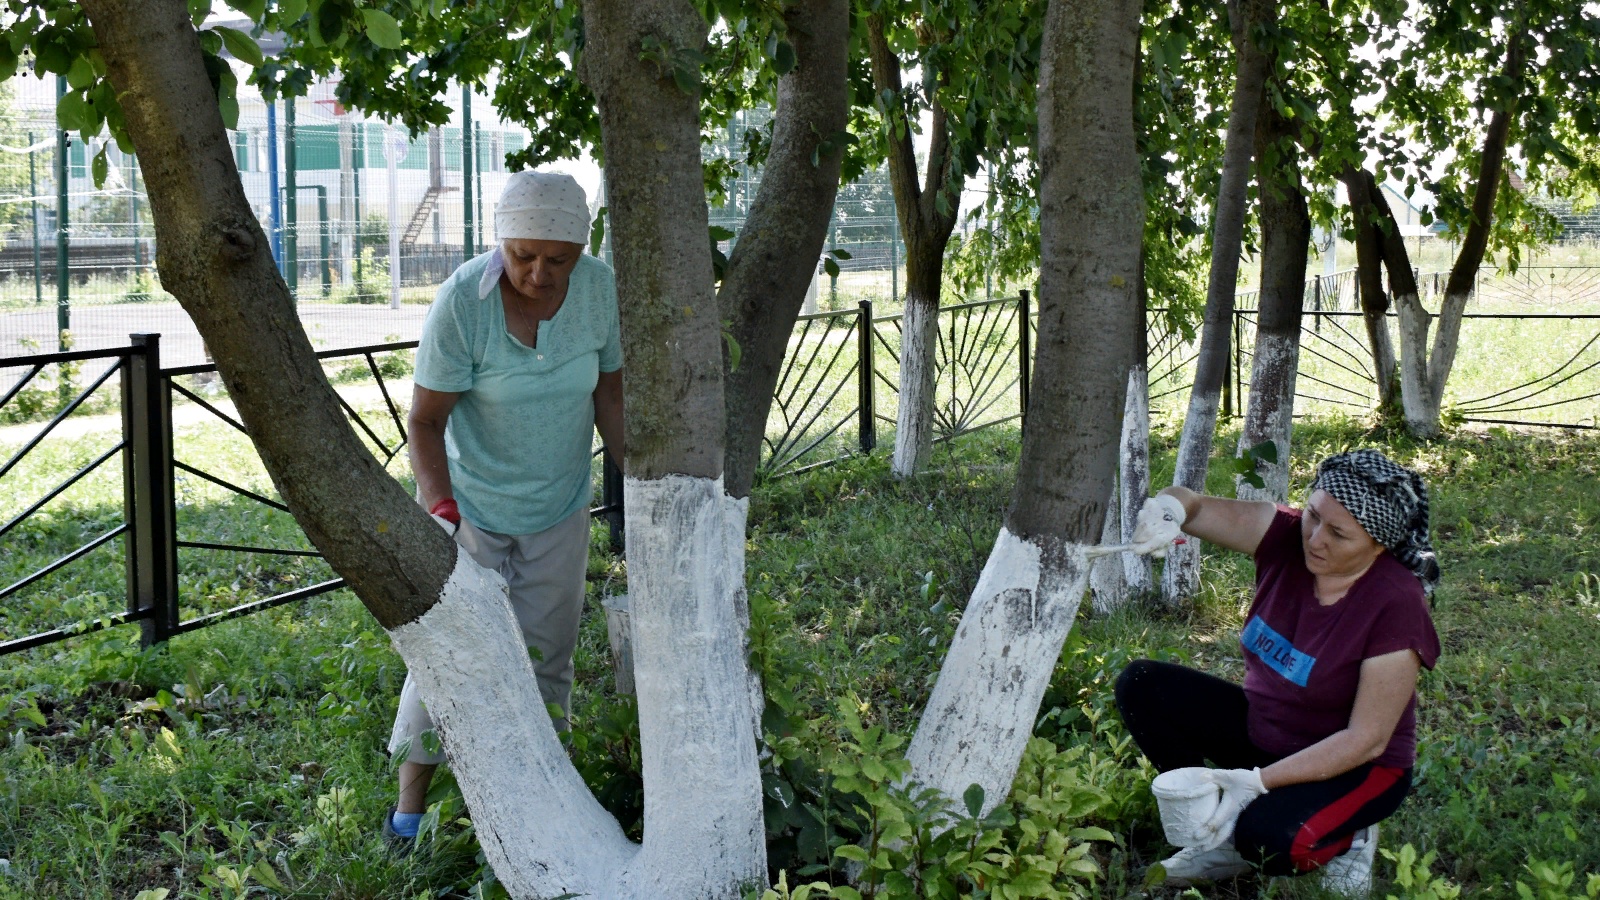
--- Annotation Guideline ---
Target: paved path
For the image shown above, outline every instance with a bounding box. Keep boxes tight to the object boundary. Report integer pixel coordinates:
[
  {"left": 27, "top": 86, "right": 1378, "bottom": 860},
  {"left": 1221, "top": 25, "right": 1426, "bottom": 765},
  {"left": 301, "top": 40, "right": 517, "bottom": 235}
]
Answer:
[
  {"left": 1, "top": 301, "right": 428, "bottom": 368},
  {"left": 0, "top": 378, "right": 415, "bottom": 450}
]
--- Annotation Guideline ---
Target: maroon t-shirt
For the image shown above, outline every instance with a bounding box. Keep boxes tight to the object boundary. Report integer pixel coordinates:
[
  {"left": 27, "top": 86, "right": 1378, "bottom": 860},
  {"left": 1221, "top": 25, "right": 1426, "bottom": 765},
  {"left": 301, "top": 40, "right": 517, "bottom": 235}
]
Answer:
[{"left": 1242, "top": 507, "right": 1441, "bottom": 768}]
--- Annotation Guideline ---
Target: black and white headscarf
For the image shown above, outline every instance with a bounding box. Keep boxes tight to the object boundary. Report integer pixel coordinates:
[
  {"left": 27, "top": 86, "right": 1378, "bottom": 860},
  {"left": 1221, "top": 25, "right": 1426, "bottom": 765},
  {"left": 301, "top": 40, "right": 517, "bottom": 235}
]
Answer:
[{"left": 1311, "top": 449, "right": 1440, "bottom": 595}]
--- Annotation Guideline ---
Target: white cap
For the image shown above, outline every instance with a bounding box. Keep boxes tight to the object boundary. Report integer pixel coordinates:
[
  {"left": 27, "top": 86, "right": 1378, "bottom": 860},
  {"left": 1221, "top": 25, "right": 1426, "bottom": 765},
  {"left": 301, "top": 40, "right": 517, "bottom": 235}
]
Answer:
[{"left": 495, "top": 170, "right": 590, "bottom": 245}]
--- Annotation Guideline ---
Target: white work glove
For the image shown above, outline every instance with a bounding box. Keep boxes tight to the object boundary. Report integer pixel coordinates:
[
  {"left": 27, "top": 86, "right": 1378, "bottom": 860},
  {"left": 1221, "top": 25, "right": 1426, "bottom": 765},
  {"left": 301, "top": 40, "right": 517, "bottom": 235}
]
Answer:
[
  {"left": 1197, "top": 767, "right": 1267, "bottom": 851},
  {"left": 1131, "top": 494, "right": 1187, "bottom": 558}
]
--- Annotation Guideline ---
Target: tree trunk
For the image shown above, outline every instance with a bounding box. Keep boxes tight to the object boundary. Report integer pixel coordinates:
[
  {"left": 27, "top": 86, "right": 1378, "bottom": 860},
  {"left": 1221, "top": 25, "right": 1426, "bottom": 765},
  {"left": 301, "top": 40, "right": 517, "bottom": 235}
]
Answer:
[
  {"left": 905, "top": 0, "right": 1143, "bottom": 812},
  {"left": 1236, "top": 102, "right": 1310, "bottom": 503},
  {"left": 582, "top": 2, "right": 766, "bottom": 895},
  {"left": 719, "top": 0, "right": 849, "bottom": 499},
  {"left": 1398, "top": 33, "right": 1526, "bottom": 438},
  {"left": 80, "top": 4, "right": 653, "bottom": 898},
  {"left": 1341, "top": 167, "right": 1400, "bottom": 409},
  {"left": 893, "top": 248, "right": 945, "bottom": 476},
  {"left": 1091, "top": 355, "right": 1154, "bottom": 613},
  {"left": 866, "top": 14, "right": 961, "bottom": 479},
  {"left": 1163, "top": 0, "right": 1274, "bottom": 601}
]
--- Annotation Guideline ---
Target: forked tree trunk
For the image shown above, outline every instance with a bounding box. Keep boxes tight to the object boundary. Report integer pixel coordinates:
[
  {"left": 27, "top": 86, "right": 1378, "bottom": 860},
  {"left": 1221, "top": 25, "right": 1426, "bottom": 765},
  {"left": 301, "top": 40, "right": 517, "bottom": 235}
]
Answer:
[
  {"left": 1236, "top": 102, "right": 1310, "bottom": 503},
  {"left": 82, "top": 4, "right": 642, "bottom": 897},
  {"left": 1163, "top": 0, "right": 1274, "bottom": 601},
  {"left": 582, "top": 2, "right": 766, "bottom": 895},
  {"left": 719, "top": 0, "right": 849, "bottom": 499},
  {"left": 1341, "top": 167, "right": 1401, "bottom": 410},
  {"left": 865, "top": 14, "right": 961, "bottom": 479},
  {"left": 905, "top": 0, "right": 1143, "bottom": 811},
  {"left": 1396, "top": 33, "right": 1525, "bottom": 439}
]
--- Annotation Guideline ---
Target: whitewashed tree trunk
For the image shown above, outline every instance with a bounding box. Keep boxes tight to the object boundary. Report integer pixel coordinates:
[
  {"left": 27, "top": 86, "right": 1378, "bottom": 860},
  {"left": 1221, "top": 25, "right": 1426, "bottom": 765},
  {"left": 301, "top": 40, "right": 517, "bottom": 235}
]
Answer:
[
  {"left": 893, "top": 296, "right": 940, "bottom": 478},
  {"left": 1394, "top": 290, "right": 1440, "bottom": 438},
  {"left": 395, "top": 475, "right": 765, "bottom": 898},
  {"left": 1090, "top": 488, "right": 1126, "bottom": 614},
  {"left": 1235, "top": 329, "right": 1299, "bottom": 503},
  {"left": 390, "top": 558, "right": 636, "bottom": 897},
  {"left": 1161, "top": 396, "right": 1215, "bottom": 600},
  {"left": 1093, "top": 365, "right": 1153, "bottom": 613},
  {"left": 607, "top": 475, "right": 766, "bottom": 895},
  {"left": 905, "top": 529, "right": 1093, "bottom": 812},
  {"left": 1118, "top": 365, "right": 1154, "bottom": 595}
]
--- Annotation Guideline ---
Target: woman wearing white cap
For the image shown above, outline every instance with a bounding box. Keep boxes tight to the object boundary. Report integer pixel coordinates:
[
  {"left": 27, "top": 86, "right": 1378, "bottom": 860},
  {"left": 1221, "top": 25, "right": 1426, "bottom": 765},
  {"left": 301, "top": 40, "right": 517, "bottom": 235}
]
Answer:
[{"left": 382, "top": 170, "right": 624, "bottom": 844}]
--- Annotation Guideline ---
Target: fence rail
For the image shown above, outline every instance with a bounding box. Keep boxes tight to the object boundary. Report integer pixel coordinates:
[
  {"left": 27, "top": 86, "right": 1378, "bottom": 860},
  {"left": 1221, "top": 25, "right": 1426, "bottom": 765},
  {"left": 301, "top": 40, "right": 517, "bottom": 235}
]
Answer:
[{"left": 5, "top": 278, "right": 1597, "bottom": 657}]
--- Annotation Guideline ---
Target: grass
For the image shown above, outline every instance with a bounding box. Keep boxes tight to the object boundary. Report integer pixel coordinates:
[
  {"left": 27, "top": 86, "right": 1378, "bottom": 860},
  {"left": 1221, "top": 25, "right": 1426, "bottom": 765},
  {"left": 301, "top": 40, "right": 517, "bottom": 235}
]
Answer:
[{"left": 2, "top": 411, "right": 1598, "bottom": 898}]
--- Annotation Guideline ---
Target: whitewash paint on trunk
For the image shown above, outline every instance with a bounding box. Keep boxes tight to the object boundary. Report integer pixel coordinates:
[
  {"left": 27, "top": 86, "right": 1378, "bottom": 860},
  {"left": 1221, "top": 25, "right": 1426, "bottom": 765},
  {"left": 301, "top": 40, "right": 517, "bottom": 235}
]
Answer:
[
  {"left": 606, "top": 474, "right": 767, "bottom": 896},
  {"left": 393, "top": 476, "right": 766, "bottom": 899},
  {"left": 892, "top": 298, "right": 940, "bottom": 478},
  {"left": 1394, "top": 291, "right": 1441, "bottom": 438},
  {"left": 388, "top": 554, "right": 635, "bottom": 899},
  {"left": 1090, "top": 486, "right": 1125, "bottom": 614},
  {"left": 905, "top": 527, "right": 1092, "bottom": 814},
  {"left": 1118, "top": 365, "right": 1154, "bottom": 596},
  {"left": 1236, "top": 330, "right": 1299, "bottom": 503},
  {"left": 1162, "top": 390, "right": 1217, "bottom": 602}
]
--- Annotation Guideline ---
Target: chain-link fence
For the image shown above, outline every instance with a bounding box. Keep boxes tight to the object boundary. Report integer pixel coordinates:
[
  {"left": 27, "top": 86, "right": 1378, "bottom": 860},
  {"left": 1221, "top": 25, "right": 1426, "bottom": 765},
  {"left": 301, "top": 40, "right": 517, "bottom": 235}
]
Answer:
[{"left": 0, "top": 72, "right": 533, "bottom": 366}]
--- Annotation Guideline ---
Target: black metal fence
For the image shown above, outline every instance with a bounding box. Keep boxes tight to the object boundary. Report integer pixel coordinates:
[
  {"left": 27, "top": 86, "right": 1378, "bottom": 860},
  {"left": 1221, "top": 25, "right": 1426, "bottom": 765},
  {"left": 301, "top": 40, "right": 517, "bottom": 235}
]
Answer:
[{"left": 7, "top": 278, "right": 1596, "bottom": 659}]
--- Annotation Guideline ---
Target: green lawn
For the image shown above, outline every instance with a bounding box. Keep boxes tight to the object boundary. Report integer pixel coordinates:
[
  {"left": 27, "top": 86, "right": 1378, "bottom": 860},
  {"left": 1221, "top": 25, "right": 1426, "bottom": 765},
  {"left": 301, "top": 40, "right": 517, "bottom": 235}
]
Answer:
[{"left": 1, "top": 416, "right": 1598, "bottom": 899}]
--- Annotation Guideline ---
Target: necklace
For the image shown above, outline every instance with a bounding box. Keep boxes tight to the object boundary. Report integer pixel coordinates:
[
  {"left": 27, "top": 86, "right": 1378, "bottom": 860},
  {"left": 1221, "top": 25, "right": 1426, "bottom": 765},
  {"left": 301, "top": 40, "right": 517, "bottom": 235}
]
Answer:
[{"left": 511, "top": 294, "right": 542, "bottom": 347}]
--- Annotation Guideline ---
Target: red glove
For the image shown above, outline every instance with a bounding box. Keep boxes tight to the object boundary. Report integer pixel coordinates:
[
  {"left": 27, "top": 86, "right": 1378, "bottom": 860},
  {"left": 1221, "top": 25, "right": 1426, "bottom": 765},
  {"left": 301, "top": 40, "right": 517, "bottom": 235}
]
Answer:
[{"left": 429, "top": 497, "right": 461, "bottom": 527}]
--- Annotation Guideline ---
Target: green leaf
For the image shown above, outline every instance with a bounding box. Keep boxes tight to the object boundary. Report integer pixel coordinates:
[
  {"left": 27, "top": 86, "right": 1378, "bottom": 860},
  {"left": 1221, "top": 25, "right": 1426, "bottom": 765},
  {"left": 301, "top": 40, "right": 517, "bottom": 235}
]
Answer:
[
  {"left": 56, "top": 91, "right": 94, "bottom": 135},
  {"left": 833, "top": 844, "right": 870, "bottom": 863},
  {"left": 225, "top": 0, "right": 268, "bottom": 21},
  {"left": 278, "top": 0, "right": 307, "bottom": 22},
  {"left": 188, "top": 0, "right": 214, "bottom": 26},
  {"left": 823, "top": 257, "right": 839, "bottom": 278},
  {"left": 66, "top": 55, "right": 96, "bottom": 91},
  {"left": 315, "top": 0, "right": 349, "bottom": 46},
  {"left": 830, "top": 248, "right": 852, "bottom": 260},
  {"left": 723, "top": 328, "right": 742, "bottom": 373},
  {"left": 588, "top": 206, "right": 607, "bottom": 256},
  {"left": 361, "top": 9, "right": 404, "bottom": 50},
  {"left": 963, "top": 783, "right": 985, "bottom": 818},
  {"left": 215, "top": 26, "right": 264, "bottom": 67},
  {"left": 34, "top": 39, "right": 73, "bottom": 76},
  {"left": 91, "top": 144, "right": 109, "bottom": 188},
  {"left": 708, "top": 225, "right": 736, "bottom": 242},
  {"left": 773, "top": 39, "right": 796, "bottom": 76}
]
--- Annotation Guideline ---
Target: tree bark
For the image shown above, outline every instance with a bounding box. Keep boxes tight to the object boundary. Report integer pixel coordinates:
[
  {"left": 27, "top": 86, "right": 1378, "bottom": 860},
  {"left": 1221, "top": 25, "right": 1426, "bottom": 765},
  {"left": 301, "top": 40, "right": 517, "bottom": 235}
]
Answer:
[
  {"left": 1341, "top": 167, "right": 1401, "bottom": 409},
  {"left": 582, "top": 1, "right": 766, "bottom": 893},
  {"left": 79, "top": 5, "right": 648, "bottom": 898},
  {"left": 80, "top": 2, "right": 452, "bottom": 629},
  {"left": 1163, "top": 0, "right": 1274, "bottom": 601},
  {"left": 1236, "top": 101, "right": 1310, "bottom": 503},
  {"left": 719, "top": 0, "right": 850, "bottom": 499},
  {"left": 866, "top": 14, "right": 961, "bottom": 479},
  {"left": 906, "top": 0, "right": 1143, "bottom": 812}
]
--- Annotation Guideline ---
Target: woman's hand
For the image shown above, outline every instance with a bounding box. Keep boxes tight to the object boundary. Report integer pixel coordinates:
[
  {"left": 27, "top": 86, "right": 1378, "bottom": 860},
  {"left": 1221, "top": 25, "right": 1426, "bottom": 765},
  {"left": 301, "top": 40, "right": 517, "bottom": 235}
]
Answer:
[
  {"left": 1197, "top": 767, "right": 1268, "bottom": 850},
  {"left": 1132, "top": 495, "right": 1187, "bottom": 557}
]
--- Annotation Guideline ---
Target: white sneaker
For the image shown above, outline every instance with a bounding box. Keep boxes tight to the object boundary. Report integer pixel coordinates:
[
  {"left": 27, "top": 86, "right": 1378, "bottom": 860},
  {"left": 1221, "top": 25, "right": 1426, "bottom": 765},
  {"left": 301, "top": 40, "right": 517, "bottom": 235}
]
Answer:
[
  {"left": 1158, "top": 844, "right": 1252, "bottom": 885},
  {"left": 1319, "top": 824, "right": 1378, "bottom": 897}
]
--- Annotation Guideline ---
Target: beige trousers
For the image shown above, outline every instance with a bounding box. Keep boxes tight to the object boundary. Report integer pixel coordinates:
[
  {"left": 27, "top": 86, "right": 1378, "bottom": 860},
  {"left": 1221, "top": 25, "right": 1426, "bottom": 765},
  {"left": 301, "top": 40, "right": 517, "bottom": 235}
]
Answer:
[{"left": 387, "top": 508, "right": 592, "bottom": 764}]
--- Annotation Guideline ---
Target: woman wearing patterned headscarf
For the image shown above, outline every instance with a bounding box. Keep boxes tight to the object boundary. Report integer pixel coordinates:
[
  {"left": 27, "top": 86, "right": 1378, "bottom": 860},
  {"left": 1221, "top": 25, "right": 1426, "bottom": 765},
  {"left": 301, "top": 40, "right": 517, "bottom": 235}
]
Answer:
[
  {"left": 1113, "top": 449, "right": 1441, "bottom": 895},
  {"left": 382, "top": 170, "right": 624, "bottom": 846}
]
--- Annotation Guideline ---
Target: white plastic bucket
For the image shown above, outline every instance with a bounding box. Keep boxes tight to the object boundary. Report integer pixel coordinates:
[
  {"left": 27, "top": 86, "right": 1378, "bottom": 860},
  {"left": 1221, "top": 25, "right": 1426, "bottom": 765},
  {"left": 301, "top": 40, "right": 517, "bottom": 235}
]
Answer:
[{"left": 1151, "top": 767, "right": 1222, "bottom": 847}]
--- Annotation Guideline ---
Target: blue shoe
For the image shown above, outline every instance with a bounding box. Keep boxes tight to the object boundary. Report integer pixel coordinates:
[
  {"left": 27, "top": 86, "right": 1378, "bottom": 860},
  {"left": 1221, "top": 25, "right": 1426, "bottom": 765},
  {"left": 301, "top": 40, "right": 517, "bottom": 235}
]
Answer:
[{"left": 381, "top": 807, "right": 416, "bottom": 853}]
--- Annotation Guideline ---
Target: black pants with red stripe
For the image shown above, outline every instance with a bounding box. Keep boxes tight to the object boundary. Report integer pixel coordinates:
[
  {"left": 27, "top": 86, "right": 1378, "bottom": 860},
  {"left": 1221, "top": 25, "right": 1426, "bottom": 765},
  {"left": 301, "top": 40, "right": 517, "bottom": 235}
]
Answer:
[{"left": 1115, "top": 659, "right": 1412, "bottom": 876}]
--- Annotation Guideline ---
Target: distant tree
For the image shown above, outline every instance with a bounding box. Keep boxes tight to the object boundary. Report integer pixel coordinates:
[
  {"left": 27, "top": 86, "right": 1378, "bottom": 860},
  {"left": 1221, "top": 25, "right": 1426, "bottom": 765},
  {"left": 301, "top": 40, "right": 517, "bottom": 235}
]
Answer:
[{"left": 859, "top": 0, "right": 1041, "bottom": 479}]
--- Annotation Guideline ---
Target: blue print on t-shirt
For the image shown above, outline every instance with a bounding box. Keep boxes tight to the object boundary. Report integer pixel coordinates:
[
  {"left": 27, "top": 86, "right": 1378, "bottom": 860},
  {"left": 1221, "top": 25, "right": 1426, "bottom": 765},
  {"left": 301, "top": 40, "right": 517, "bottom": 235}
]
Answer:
[{"left": 1242, "top": 616, "right": 1317, "bottom": 687}]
